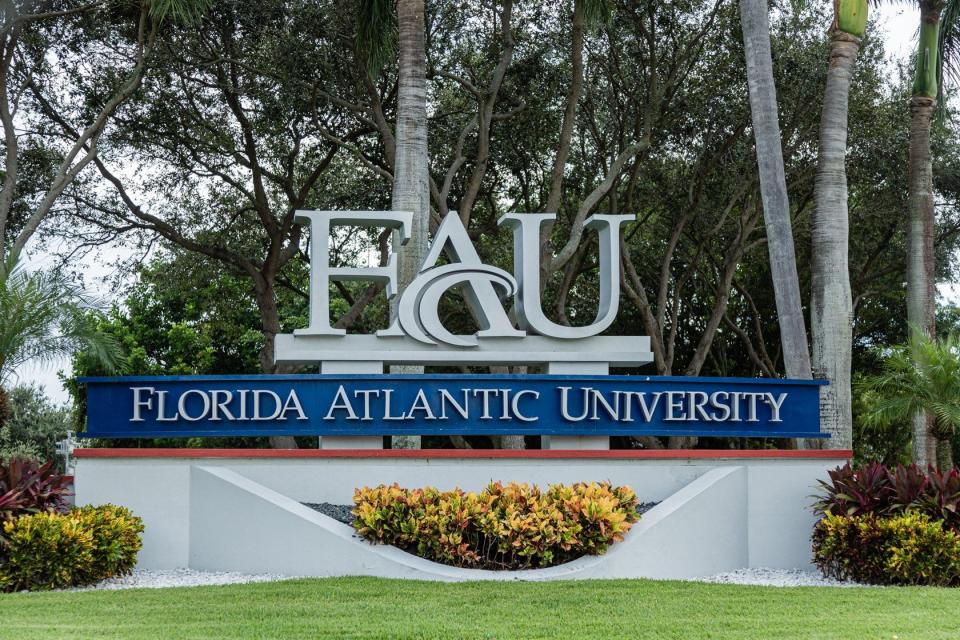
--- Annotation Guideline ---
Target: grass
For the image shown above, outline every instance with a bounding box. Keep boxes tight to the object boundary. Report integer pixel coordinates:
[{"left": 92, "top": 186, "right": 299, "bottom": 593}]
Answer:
[{"left": 1, "top": 576, "right": 957, "bottom": 639}]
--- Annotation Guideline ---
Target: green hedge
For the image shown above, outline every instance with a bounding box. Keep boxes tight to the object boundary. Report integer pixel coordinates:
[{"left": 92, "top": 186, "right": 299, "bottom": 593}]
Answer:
[
  {"left": 812, "top": 512, "right": 960, "bottom": 586},
  {"left": 0, "top": 504, "right": 143, "bottom": 591}
]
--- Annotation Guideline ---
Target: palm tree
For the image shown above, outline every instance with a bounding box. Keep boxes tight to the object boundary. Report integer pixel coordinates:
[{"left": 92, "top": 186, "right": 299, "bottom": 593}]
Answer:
[
  {"left": 390, "top": 0, "right": 429, "bottom": 449},
  {"left": 859, "top": 332, "right": 960, "bottom": 470},
  {"left": 391, "top": 0, "right": 430, "bottom": 305},
  {"left": 810, "top": 0, "right": 868, "bottom": 451},
  {"left": 356, "top": 0, "right": 428, "bottom": 449},
  {"left": 738, "top": 0, "right": 812, "bottom": 382},
  {"left": 902, "top": 0, "right": 960, "bottom": 467},
  {"left": 0, "top": 254, "right": 120, "bottom": 429}
]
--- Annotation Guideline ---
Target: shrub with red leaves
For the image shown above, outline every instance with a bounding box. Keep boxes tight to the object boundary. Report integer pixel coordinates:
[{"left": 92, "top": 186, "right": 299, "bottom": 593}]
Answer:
[
  {"left": 0, "top": 459, "right": 72, "bottom": 537},
  {"left": 814, "top": 462, "right": 960, "bottom": 531}
]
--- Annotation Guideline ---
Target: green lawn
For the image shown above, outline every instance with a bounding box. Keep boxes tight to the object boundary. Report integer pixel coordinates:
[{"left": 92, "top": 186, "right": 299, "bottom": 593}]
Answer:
[{"left": 0, "top": 577, "right": 955, "bottom": 639}]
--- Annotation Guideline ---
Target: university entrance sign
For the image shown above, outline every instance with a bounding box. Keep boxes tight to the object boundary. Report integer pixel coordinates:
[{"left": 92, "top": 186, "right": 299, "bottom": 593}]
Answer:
[
  {"left": 81, "top": 374, "right": 825, "bottom": 439},
  {"left": 74, "top": 211, "right": 837, "bottom": 585},
  {"left": 79, "top": 209, "right": 827, "bottom": 440}
]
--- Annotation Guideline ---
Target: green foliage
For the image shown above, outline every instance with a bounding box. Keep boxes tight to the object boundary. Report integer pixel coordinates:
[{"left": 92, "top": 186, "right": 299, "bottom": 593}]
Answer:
[
  {"left": 852, "top": 376, "right": 912, "bottom": 466},
  {"left": 812, "top": 512, "right": 960, "bottom": 586},
  {"left": 355, "top": 0, "right": 396, "bottom": 79},
  {"left": 0, "top": 255, "right": 120, "bottom": 387},
  {"left": 858, "top": 332, "right": 960, "bottom": 465},
  {"left": 149, "top": 0, "right": 215, "bottom": 25},
  {"left": 69, "top": 505, "right": 144, "bottom": 583},
  {"left": 64, "top": 252, "right": 310, "bottom": 448},
  {"left": 0, "top": 459, "right": 71, "bottom": 535},
  {"left": 69, "top": 253, "right": 274, "bottom": 382},
  {"left": 352, "top": 481, "right": 639, "bottom": 569},
  {"left": 812, "top": 462, "right": 960, "bottom": 531},
  {"left": 0, "top": 511, "right": 94, "bottom": 592},
  {"left": 0, "top": 385, "right": 70, "bottom": 464},
  {"left": 0, "top": 505, "right": 143, "bottom": 592}
]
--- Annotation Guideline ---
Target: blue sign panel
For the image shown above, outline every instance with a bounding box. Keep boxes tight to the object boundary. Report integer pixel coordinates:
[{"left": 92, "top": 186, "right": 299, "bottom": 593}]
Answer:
[{"left": 79, "top": 374, "right": 827, "bottom": 439}]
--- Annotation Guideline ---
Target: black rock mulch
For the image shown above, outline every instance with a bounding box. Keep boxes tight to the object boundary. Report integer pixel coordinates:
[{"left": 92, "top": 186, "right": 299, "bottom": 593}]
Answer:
[
  {"left": 303, "top": 502, "right": 354, "bottom": 525},
  {"left": 636, "top": 501, "right": 659, "bottom": 516}
]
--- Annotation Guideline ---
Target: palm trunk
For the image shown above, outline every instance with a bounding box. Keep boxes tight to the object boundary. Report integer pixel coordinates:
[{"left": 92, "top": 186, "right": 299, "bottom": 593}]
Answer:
[
  {"left": 255, "top": 280, "right": 298, "bottom": 450},
  {"left": 738, "top": 0, "right": 812, "bottom": 382},
  {"left": 390, "top": 0, "right": 429, "bottom": 450},
  {"left": 498, "top": 436, "right": 526, "bottom": 449},
  {"left": 0, "top": 385, "right": 10, "bottom": 431},
  {"left": 810, "top": 29, "right": 859, "bottom": 451},
  {"left": 907, "top": 8, "right": 940, "bottom": 468},
  {"left": 937, "top": 437, "right": 954, "bottom": 471},
  {"left": 490, "top": 366, "right": 526, "bottom": 449}
]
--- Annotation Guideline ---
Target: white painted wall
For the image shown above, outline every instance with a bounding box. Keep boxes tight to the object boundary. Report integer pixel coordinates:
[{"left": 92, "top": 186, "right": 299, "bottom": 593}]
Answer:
[{"left": 74, "top": 454, "right": 844, "bottom": 578}]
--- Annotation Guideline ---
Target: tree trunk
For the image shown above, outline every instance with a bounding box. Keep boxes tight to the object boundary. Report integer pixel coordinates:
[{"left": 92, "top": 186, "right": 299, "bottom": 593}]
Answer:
[
  {"left": 810, "top": 30, "right": 858, "bottom": 451},
  {"left": 906, "top": 8, "right": 940, "bottom": 468},
  {"left": 937, "top": 437, "right": 954, "bottom": 471},
  {"left": 490, "top": 366, "right": 526, "bottom": 449},
  {"left": 544, "top": 0, "right": 584, "bottom": 214},
  {"left": 0, "top": 384, "right": 10, "bottom": 431},
  {"left": 908, "top": 95, "right": 937, "bottom": 466},
  {"left": 390, "top": 0, "right": 430, "bottom": 450},
  {"left": 255, "top": 280, "right": 298, "bottom": 450},
  {"left": 498, "top": 436, "right": 526, "bottom": 450},
  {"left": 738, "top": 0, "right": 812, "bottom": 382}
]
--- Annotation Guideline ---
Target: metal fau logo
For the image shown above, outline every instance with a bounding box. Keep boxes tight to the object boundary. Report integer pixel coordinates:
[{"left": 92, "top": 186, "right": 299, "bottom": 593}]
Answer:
[{"left": 295, "top": 211, "right": 633, "bottom": 348}]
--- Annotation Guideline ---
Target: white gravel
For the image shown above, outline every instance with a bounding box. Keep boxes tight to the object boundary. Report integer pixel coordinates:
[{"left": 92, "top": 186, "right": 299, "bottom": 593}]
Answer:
[
  {"left": 63, "top": 567, "right": 863, "bottom": 590},
  {"left": 696, "top": 568, "right": 866, "bottom": 588},
  {"left": 65, "top": 568, "right": 299, "bottom": 591}
]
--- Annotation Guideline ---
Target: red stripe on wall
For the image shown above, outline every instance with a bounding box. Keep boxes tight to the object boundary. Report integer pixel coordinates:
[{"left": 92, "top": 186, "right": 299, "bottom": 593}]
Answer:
[{"left": 73, "top": 448, "right": 852, "bottom": 460}]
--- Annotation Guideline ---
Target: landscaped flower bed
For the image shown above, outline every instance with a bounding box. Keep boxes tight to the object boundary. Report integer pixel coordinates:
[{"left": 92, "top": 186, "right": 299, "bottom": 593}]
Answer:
[
  {"left": 0, "top": 458, "right": 144, "bottom": 591},
  {"left": 812, "top": 462, "right": 960, "bottom": 585},
  {"left": 352, "top": 481, "right": 640, "bottom": 570}
]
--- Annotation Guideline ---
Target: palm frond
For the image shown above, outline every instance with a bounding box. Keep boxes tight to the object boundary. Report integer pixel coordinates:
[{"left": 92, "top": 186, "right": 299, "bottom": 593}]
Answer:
[
  {"left": 0, "top": 256, "right": 122, "bottom": 384},
  {"left": 149, "top": 0, "right": 214, "bottom": 26},
  {"left": 582, "top": 0, "right": 612, "bottom": 32},
  {"left": 858, "top": 331, "right": 960, "bottom": 433},
  {"left": 356, "top": 0, "right": 396, "bottom": 80},
  {"left": 939, "top": 0, "right": 960, "bottom": 92}
]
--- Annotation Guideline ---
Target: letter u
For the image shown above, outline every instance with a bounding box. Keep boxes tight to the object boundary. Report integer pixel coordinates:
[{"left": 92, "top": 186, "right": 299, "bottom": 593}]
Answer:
[{"left": 498, "top": 213, "right": 634, "bottom": 338}]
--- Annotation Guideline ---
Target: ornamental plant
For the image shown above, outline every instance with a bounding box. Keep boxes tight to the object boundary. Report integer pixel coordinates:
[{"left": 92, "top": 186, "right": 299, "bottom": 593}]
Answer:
[
  {"left": 352, "top": 481, "right": 639, "bottom": 570},
  {"left": 858, "top": 333, "right": 960, "bottom": 470},
  {"left": 812, "top": 512, "right": 960, "bottom": 586},
  {"left": 0, "top": 459, "right": 72, "bottom": 540},
  {"left": 812, "top": 462, "right": 960, "bottom": 531},
  {"left": 70, "top": 505, "right": 144, "bottom": 582},
  {"left": 0, "top": 504, "right": 143, "bottom": 592},
  {"left": 812, "top": 462, "right": 960, "bottom": 585}
]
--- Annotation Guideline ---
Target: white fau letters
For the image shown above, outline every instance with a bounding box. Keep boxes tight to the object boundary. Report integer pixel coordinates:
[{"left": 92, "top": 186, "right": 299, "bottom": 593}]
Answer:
[{"left": 293, "top": 210, "right": 634, "bottom": 348}]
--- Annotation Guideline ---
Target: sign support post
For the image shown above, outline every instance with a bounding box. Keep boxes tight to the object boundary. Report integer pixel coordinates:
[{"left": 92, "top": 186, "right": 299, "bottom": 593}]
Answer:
[
  {"left": 318, "top": 360, "right": 384, "bottom": 449},
  {"left": 543, "top": 362, "right": 610, "bottom": 450}
]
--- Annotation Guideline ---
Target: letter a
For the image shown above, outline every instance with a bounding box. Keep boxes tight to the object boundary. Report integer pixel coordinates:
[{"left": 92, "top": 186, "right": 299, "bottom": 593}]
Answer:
[{"left": 324, "top": 385, "right": 358, "bottom": 420}]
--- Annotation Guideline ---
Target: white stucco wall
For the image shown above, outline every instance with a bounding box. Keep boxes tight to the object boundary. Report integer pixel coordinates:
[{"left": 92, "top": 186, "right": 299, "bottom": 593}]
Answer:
[{"left": 74, "top": 452, "right": 845, "bottom": 579}]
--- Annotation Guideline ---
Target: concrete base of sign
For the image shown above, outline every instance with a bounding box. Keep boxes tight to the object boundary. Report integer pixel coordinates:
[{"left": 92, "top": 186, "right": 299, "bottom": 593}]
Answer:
[{"left": 73, "top": 449, "right": 848, "bottom": 580}]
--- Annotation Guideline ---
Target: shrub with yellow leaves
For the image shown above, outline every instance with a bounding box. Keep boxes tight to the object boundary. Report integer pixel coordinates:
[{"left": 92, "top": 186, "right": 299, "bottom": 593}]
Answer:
[{"left": 353, "top": 481, "right": 639, "bottom": 570}]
